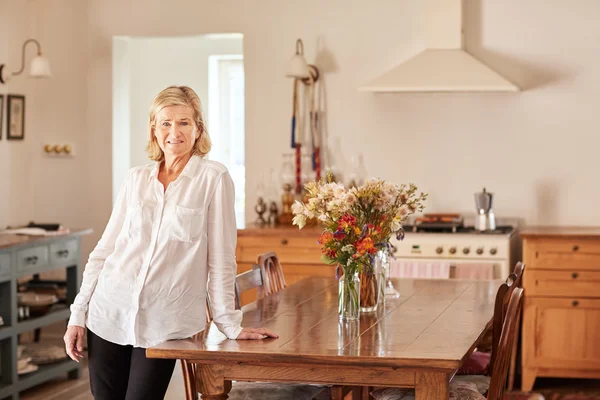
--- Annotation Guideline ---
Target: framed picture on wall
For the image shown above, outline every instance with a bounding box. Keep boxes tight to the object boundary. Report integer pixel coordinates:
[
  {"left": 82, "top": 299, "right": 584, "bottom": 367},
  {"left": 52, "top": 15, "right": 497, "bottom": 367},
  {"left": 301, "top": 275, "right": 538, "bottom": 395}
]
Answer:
[
  {"left": 0, "top": 95, "right": 3, "bottom": 140},
  {"left": 7, "top": 94, "right": 25, "bottom": 140}
]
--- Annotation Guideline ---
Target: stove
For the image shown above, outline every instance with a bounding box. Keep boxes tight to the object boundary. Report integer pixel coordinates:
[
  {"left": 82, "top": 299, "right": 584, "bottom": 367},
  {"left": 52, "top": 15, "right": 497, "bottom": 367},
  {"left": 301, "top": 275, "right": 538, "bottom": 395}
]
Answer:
[{"left": 389, "top": 217, "right": 521, "bottom": 280}]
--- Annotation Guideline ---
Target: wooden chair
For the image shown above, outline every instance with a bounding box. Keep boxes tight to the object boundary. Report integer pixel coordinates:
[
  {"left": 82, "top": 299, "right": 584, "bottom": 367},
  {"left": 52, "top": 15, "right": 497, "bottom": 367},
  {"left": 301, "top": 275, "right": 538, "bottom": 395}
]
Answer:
[
  {"left": 222, "top": 264, "right": 327, "bottom": 400},
  {"left": 234, "top": 264, "right": 264, "bottom": 309},
  {"left": 256, "top": 251, "right": 287, "bottom": 296},
  {"left": 456, "top": 261, "right": 525, "bottom": 379},
  {"left": 506, "top": 261, "right": 524, "bottom": 390},
  {"left": 487, "top": 288, "right": 526, "bottom": 399},
  {"left": 180, "top": 299, "right": 213, "bottom": 400},
  {"left": 370, "top": 288, "right": 528, "bottom": 400}
]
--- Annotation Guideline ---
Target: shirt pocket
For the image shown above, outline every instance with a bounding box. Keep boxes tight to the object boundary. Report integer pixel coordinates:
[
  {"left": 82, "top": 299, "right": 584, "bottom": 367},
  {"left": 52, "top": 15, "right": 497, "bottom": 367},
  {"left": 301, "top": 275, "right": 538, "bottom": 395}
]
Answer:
[
  {"left": 127, "top": 202, "right": 145, "bottom": 238},
  {"left": 169, "top": 205, "right": 205, "bottom": 243}
]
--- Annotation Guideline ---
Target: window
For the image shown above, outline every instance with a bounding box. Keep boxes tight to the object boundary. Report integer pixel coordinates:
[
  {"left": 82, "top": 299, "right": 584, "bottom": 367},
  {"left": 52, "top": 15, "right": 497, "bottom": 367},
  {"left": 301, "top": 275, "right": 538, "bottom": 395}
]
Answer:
[{"left": 208, "top": 56, "right": 245, "bottom": 227}]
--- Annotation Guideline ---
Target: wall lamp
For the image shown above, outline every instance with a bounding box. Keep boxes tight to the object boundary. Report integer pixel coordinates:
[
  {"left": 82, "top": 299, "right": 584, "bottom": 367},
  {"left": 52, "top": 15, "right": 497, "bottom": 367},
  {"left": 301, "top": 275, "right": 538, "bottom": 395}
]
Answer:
[
  {"left": 285, "top": 38, "right": 319, "bottom": 85},
  {"left": 0, "top": 39, "right": 52, "bottom": 84}
]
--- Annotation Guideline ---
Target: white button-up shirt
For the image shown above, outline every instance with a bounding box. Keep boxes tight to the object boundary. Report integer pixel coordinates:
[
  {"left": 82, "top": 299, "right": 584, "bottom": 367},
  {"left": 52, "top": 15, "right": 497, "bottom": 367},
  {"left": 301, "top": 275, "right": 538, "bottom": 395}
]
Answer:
[{"left": 68, "top": 156, "right": 243, "bottom": 348}]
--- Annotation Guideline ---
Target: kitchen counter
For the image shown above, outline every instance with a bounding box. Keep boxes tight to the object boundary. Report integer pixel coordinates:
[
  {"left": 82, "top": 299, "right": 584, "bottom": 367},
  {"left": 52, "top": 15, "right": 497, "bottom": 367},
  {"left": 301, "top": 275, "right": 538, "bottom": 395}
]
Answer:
[
  {"left": 238, "top": 224, "right": 321, "bottom": 237},
  {"left": 520, "top": 226, "right": 600, "bottom": 239}
]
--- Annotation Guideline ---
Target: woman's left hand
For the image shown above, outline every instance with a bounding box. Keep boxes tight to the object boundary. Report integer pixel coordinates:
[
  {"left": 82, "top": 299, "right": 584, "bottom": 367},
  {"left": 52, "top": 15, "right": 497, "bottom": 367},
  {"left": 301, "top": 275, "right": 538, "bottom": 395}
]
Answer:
[{"left": 236, "top": 327, "right": 279, "bottom": 340}]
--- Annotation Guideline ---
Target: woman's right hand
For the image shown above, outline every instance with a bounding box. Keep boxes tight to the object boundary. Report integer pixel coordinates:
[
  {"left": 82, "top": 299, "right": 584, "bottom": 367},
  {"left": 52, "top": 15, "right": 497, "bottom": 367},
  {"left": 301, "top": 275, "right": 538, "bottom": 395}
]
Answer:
[{"left": 64, "top": 325, "right": 85, "bottom": 362}]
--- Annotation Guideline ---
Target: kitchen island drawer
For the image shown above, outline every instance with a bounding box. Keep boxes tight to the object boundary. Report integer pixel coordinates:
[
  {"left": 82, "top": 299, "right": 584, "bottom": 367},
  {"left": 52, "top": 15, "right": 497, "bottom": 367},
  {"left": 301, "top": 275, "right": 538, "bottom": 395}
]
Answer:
[
  {"left": 50, "top": 239, "right": 78, "bottom": 266},
  {"left": 16, "top": 246, "right": 49, "bottom": 273},
  {"left": 525, "top": 270, "right": 600, "bottom": 298}
]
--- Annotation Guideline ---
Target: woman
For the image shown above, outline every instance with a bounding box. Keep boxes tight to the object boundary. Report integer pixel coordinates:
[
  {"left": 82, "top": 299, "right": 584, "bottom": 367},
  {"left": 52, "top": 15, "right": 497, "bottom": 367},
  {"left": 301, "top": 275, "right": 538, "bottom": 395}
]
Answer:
[{"left": 64, "top": 85, "right": 277, "bottom": 400}]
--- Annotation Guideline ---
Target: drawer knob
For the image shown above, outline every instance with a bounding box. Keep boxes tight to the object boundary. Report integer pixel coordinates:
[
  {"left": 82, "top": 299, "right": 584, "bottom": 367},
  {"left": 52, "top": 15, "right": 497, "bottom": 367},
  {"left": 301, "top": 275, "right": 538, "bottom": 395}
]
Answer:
[
  {"left": 281, "top": 239, "right": 288, "bottom": 245},
  {"left": 57, "top": 249, "right": 70, "bottom": 257},
  {"left": 572, "top": 300, "right": 579, "bottom": 307},
  {"left": 25, "top": 256, "right": 38, "bottom": 265},
  {"left": 572, "top": 272, "right": 579, "bottom": 279},
  {"left": 573, "top": 245, "right": 580, "bottom": 251}
]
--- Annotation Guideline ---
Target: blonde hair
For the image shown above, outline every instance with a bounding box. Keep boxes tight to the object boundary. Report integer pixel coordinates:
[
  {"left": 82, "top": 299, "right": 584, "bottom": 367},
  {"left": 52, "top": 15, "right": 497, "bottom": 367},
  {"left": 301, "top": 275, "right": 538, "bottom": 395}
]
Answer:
[{"left": 146, "top": 85, "right": 211, "bottom": 161}]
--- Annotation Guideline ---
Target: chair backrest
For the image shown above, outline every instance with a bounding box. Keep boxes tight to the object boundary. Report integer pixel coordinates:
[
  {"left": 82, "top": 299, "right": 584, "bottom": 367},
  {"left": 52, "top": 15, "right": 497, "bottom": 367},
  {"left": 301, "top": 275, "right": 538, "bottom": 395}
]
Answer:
[
  {"left": 506, "top": 261, "right": 525, "bottom": 288},
  {"left": 234, "top": 265, "right": 264, "bottom": 310},
  {"left": 490, "top": 262, "right": 525, "bottom": 375},
  {"left": 256, "top": 252, "right": 287, "bottom": 296},
  {"left": 487, "top": 288, "right": 524, "bottom": 400}
]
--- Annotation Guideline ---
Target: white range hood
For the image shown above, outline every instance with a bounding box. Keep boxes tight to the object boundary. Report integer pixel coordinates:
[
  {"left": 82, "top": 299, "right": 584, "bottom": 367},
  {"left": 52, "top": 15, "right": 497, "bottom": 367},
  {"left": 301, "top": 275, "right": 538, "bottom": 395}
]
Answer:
[{"left": 359, "top": 0, "right": 519, "bottom": 93}]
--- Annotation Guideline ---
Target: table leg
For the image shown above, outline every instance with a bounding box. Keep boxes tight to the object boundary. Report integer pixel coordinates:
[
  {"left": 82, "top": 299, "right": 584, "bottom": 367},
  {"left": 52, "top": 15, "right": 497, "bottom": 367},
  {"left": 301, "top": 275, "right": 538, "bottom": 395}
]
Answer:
[
  {"left": 352, "top": 386, "right": 370, "bottom": 399},
  {"left": 415, "top": 372, "right": 448, "bottom": 400},
  {"left": 331, "top": 386, "right": 344, "bottom": 400},
  {"left": 197, "top": 364, "right": 230, "bottom": 400}
]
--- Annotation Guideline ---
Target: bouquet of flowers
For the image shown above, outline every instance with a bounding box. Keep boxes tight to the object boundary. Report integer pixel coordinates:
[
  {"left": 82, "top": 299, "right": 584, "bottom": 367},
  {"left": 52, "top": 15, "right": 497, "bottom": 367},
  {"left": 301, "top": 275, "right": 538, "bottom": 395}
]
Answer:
[{"left": 292, "top": 175, "right": 427, "bottom": 317}]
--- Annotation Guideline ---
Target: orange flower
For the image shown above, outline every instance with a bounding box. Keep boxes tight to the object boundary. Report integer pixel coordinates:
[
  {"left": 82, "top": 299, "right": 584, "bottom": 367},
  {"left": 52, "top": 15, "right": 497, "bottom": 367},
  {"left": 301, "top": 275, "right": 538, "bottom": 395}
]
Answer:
[
  {"left": 318, "top": 231, "right": 334, "bottom": 246},
  {"left": 355, "top": 237, "right": 376, "bottom": 255}
]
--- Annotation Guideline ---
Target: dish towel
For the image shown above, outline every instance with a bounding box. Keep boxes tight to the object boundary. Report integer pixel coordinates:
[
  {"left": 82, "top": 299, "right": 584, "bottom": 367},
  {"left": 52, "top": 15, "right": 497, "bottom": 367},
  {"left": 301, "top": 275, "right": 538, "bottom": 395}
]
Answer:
[
  {"left": 454, "top": 263, "right": 495, "bottom": 280},
  {"left": 389, "top": 261, "right": 451, "bottom": 279}
]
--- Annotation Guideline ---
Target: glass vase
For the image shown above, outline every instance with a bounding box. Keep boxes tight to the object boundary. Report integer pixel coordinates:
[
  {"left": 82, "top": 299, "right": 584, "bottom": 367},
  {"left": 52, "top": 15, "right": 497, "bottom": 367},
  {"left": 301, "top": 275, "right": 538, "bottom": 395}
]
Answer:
[
  {"left": 384, "top": 253, "right": 400, "bottom": 299},
  {"left": 338, "top": 271, "right": 360, "bottom": 321},
  {"left": 359, "top": 254, "right": 383, "bottom": 313},
  {"left": 377, "top": 250, "right": 387, "bottom": 306}
]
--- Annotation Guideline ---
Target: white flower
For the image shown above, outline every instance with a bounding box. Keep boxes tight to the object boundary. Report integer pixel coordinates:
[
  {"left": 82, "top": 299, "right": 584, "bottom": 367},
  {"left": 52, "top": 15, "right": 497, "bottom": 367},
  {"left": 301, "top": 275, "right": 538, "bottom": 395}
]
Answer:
[
  {"left": 345, "top": 192, "right": 357, "bottom": 205},
  {"left": 390, "top": 217, "right": 402, "bottom": 232},
  {"left": 292, "top": 214, "right": 307, "bottom": 229},
  {"left": 291, "top": 200, "right": 305, "bottom": 215},
  {"left": 318, "top": 213, "right": 328, "bottom": 222},
  {"left": 397, "top": 205, "right": 409, "bottom": 218},
  {"left": 341, "top": 244, "right": 355, "bottom": 253}
]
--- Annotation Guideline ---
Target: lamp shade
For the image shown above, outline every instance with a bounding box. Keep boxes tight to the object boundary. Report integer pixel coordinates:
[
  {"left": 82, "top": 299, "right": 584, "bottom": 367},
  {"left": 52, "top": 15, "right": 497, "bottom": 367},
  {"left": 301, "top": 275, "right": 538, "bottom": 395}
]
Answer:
[
  {"left": 286, "top": 53, "right": 310, "bottom": 79},
  {"left": 29, "top": 55, "right": 52, "bottom": 78}
]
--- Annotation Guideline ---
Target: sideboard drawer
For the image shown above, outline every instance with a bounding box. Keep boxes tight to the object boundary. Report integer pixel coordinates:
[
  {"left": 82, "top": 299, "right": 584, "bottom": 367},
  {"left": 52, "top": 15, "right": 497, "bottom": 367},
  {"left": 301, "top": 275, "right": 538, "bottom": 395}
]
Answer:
[
  {"left": 532, "top": 253, "right": 600, "bottom": 271},
  {"left": 17, "top": 246, "right": 49, "bottom": 273},
  {"left": 525, "top": 270, "right": 600, "bottom": 298},
  {"left": 0, "top": 253, "right": 11, "bottom": 277},
  {"left": 526, "top": 238, "right": 600, "bottom": 270},
  {"left": 50, "top": 239, "right": 78, "bottom": 267},
  {"left": 237, "top": 235, "right": 321, "bottom": 264}
]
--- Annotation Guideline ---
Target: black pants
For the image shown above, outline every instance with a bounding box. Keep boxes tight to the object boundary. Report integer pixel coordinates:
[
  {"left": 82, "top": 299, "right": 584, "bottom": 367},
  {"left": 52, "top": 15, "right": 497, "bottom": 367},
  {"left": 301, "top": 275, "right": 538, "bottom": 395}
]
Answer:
[{"left": 87, "top": 329, "right": 176, "bottom": 400}]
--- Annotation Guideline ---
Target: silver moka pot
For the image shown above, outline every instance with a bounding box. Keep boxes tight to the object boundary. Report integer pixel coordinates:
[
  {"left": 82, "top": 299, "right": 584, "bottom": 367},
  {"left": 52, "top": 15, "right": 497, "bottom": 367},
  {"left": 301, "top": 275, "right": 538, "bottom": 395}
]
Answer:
[{"left": 474, "top": 188, "right": 496, "bottom": 231}]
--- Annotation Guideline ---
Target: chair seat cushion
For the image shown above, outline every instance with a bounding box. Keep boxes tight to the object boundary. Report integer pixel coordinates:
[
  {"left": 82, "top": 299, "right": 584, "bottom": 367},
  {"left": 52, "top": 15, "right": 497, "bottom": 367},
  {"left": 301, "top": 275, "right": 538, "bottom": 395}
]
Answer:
[
  {"left": 456, "top": 351, "right": 491, "bottom": 375},
  {"left": 452, "top": 375, "right": 490, "bottom": 395},
  {"left": 370, "top": 380, "right": 485, "bottom": 400},
  {"left": 226, "top": 382, "right": 327, "bottom": 400}
]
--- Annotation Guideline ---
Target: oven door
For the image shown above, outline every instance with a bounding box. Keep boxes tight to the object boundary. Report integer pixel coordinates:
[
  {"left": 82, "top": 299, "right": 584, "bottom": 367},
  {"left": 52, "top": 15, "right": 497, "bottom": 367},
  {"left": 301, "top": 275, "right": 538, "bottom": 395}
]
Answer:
[{"left": 389, "top": 257, "right": 507, "bottom": 280}]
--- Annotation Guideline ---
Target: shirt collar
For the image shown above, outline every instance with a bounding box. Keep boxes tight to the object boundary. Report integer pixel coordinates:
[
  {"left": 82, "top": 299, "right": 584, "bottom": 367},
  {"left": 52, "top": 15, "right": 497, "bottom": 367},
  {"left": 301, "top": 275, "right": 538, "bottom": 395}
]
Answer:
[
  {"left": 179, "top": 155, "right": 200, "bottom": 179},
  {"left": 148, "top": 155, "right": 200, "bottom": 182}
]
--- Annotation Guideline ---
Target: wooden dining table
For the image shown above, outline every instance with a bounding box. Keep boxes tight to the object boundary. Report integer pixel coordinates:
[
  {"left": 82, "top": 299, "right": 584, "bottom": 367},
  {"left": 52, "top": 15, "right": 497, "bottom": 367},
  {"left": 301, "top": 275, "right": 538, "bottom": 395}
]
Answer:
[{"left": 147, "top": 277, "right": 501, "bottom": 400}]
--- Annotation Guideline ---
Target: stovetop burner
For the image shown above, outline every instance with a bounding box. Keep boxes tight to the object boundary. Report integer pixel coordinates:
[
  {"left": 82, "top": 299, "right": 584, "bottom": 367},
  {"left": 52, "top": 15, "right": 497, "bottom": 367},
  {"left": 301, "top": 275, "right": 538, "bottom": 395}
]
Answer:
[{"left": 405, "top": 224, "right": 514, "bottom": 235}]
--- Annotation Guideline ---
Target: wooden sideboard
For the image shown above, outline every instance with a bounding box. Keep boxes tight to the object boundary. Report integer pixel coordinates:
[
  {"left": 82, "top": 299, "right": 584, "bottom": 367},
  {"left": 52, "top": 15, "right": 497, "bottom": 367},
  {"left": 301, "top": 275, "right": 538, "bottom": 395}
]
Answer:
[
  {"left": 236, "top": 225, "right": 334, "bottom": 305},
  {"left": 0, "top": 229, "right": 92, "bottom": 400},
  {"left": 521, "top": 227, "right": 600, "bottom": 391}
]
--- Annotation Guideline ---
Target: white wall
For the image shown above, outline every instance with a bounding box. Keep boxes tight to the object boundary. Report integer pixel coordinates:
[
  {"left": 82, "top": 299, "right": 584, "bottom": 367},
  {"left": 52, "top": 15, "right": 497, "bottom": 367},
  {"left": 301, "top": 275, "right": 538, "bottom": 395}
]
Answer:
[
  {"left": 87, "top": 0, "right": 600, "bottom": 230},
  {"left": 3, "top": 0, "right": 600, "bottom": 257},
  {"left": 0, "top": 0, "right": 36, "bottom": 229},
  {"left": 1, "top": 0, "right": 89, "bottom": 253}
]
